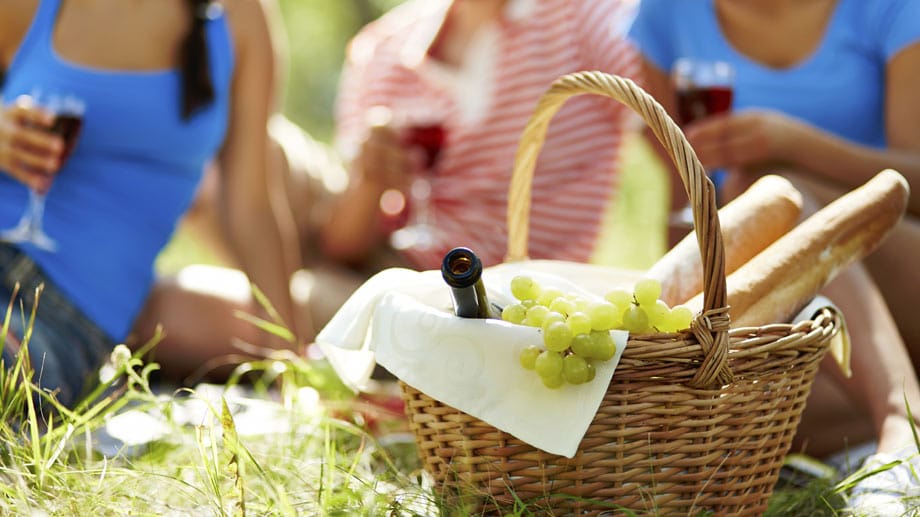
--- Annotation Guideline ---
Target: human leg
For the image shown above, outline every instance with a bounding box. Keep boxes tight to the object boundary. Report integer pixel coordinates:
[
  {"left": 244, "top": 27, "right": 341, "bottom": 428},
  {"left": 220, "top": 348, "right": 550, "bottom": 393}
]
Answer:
[
  {"left": 129, "top": 265, "right": 276, "bottom": 382},
  {"left": 793, "top": 355, "right": 875, "bottom": 459},
  {"left": 129, "top": 262, "right": 368, "bottom": 383},
  {"left": 862, "top": 216, "right": 920, "bottom": 364},
  {"left": 0, "top": 243, "right": 114, "bottom": 409},
  {"left": 795, "top": 264, "right": 920, "bottom": 458}
]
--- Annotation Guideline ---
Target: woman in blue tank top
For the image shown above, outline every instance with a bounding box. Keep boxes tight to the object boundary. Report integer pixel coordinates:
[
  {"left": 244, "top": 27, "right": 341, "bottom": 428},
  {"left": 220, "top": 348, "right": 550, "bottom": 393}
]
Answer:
[
  {"left": 0, "top": 0, "right": 301, "bottom": 409},
  {"left": 629, "top": 0, "right": 920, "bottom": 508}
]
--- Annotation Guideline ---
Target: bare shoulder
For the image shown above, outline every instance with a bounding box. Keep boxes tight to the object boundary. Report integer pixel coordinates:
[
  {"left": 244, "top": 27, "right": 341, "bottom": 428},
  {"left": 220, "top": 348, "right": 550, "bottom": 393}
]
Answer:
[
  {"left": 0, "top": 0, "right": 38, "bottom": 25},
  {"left": 0, "top": 0, "right": 40, "bottom": 68},
  {"left": 218, "top": 0, "right": 273, "bottom": 50}
]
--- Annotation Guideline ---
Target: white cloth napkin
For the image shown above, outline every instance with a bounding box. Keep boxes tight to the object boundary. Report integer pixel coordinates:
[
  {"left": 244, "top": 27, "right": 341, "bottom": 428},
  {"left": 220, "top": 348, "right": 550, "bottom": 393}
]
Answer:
[{"left": 316, "top": 261, "right": 632, "bottom": 458}]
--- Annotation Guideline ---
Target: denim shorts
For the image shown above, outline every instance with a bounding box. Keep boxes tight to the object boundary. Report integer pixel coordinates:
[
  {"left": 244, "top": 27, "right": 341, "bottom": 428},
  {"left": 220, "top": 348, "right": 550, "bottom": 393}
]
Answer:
[{"left": 0, "top": 243, "right": 115, "bottom": 408}]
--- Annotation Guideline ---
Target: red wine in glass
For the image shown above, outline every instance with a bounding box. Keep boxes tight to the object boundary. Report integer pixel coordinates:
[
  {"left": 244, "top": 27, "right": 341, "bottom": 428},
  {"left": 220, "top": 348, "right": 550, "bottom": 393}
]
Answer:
[
  {"left": 676, "top": 84, "right": 732, "bottom": 206},
  {"left": 50, "top": 114, "right": 84, "bottom": 163},
  {"left": 404, "top": 124, "right": 446, "bottom": 171},
  {"left": 676, "top": 85, "right": 733, "bottom": 126}
]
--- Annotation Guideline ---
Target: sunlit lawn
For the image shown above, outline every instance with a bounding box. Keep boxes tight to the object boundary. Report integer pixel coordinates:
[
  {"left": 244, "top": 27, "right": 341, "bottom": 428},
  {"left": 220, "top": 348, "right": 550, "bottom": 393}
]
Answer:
[
  {"left": 0, "top": 339, "right": 434, "bottom": 515},
  {"left": 0, "top": 306, "right": 908, "bottom": 516}
]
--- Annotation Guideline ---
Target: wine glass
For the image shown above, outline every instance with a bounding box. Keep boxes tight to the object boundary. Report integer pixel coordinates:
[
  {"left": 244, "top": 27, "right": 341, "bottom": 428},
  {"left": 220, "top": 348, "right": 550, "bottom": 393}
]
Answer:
[
  {"left": 389, "top": 122, "right": 447, "bottom": 251},
  {"left": 669, "top": 58, "right": 734, "bottom": 230},
  {"left": 1, "top": 91, "right": 85, "bottom": 251}
]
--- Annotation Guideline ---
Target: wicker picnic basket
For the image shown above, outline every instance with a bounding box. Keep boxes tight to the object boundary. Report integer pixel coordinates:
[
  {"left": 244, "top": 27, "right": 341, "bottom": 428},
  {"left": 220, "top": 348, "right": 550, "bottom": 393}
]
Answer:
[{"left": 399, "top": 71, "right": 840, "bottom": 516}]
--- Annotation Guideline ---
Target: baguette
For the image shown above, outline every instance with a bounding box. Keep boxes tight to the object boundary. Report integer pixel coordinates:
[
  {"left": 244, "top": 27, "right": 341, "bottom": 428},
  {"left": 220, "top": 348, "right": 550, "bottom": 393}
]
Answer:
[
  {"left": 648, "top": 175, "right": 803, "bottom": 306},
  {"left": 683, "top": 169, "right": 909, "bottom": 327}
]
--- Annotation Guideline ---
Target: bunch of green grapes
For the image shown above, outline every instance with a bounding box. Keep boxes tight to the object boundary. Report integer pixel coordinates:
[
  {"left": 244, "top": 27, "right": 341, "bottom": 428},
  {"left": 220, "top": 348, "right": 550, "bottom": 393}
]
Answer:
[
  {"left": 504, "top": 276, "right": 694, "bottom": 389},
  {"left": 606, "top": 278, "right": 694, "bottom": 335}
]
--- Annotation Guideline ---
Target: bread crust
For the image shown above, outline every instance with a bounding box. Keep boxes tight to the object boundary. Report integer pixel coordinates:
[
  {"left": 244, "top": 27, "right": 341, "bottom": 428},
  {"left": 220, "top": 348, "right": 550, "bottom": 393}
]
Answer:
[
  {"left": 649, "top": 175, "right": 803, "bottom": 306},
  {"left": 683, "top": 170, "right": 909, "bottom": 327}
]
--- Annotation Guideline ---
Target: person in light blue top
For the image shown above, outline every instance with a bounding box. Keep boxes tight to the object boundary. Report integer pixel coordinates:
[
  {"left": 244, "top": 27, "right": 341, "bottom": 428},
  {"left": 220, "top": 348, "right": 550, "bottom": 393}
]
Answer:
[
  {"left": 0, "top": 0, "right": 302, "bottom": 409},
  {"left": 629, "top": 0, "right": 920, "bottom": 510},
  {"left": 629, "top": 0, "right": 920, "bottom": 152}
]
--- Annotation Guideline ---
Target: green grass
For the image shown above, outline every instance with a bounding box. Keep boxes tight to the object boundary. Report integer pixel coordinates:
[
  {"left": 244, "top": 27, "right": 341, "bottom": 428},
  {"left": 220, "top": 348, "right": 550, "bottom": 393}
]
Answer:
[
  {"left": 0, "top": 353, "right": 913, "bottom": 516},
  {"left": 0, "top": 321, "right": 432, "bottom": 515},
  {"left": 3, "top": 289, "right": 919, "bottom": 516}
]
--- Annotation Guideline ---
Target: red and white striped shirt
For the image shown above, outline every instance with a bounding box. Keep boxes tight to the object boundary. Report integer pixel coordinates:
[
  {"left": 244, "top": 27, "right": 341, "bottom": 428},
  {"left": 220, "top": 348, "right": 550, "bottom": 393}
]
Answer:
[{"left": 335, "top": 0, "right": 641, "bottom": 270}]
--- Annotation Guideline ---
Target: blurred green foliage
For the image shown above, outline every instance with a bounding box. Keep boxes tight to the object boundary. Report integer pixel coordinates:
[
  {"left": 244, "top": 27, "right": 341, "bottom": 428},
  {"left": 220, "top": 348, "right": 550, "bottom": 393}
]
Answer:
[{"left": 276, "top": 0, "right": 406, "bottom": 142}]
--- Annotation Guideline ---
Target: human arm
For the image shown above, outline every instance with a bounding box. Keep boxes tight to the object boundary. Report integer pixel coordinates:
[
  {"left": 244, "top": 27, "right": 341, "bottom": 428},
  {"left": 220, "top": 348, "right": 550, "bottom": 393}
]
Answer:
[
  {"left": 320, "top": 118, "right": 414, "bottom": 264},
  {"left": 320, "top": 27, "right": 415, "bottom": 265},
  {"left": 260, "top": 0, "right": 288, "bottom": 98},
  {"left": 683, "top": 43, "right": 920, "bottom": 216},
  {"left": 217, "top": 0, "right": 304, "bottom": 345}
]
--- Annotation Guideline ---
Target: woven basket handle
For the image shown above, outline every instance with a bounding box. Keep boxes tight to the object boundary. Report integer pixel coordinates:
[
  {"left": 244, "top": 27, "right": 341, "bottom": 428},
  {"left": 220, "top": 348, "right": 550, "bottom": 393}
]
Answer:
[{"left": 505, "top": 71, "right": 732, "bottom": 388}]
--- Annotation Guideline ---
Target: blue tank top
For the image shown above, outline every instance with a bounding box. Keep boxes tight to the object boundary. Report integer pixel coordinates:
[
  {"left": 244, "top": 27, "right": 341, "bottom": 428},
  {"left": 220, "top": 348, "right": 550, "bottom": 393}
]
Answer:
[
  {"left": 628, "top": 0, "right": 920, "bottom": 149},
  {"left": 0, "top": 0, "right": 233, "bottom": 341}
]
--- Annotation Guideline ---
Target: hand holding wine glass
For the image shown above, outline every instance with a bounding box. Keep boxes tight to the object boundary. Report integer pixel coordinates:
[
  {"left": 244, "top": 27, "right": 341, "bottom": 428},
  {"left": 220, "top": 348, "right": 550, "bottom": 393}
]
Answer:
[
  {"left": 1, "top": 91, "right": 85, "bottom": 251},
  {"left": 389, "top": 118, "right": 447, "bottom": 252},
  {"left": 0, "top": 95, "right": 62, "bottom": 192}
]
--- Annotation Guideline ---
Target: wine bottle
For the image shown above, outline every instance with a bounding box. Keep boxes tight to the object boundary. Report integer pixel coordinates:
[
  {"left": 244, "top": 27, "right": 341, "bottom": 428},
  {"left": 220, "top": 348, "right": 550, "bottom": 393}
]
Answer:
[{"left": 441, "top": 247, "right": 498, "bottom": 319}]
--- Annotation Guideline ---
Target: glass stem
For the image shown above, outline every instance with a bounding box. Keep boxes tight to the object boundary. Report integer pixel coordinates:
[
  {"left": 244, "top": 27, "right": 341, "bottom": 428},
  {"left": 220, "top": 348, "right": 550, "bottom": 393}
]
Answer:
[
  {"left": 411, "top": 175, "right": 433, "bottom": 227},
  {"left": 24, "top": 189, "right": 48, "bottom": 234}
]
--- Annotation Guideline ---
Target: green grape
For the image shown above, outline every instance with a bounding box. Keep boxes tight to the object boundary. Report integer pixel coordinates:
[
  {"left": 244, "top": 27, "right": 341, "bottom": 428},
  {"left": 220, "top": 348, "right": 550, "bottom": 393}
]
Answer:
[
  {"left": 573, "top": 298, "right": 591, "bottom": 314},
  {"left": 590, "top": 331, "right": 617, "bottom": 361},
  {"left": 537, "top": 288, "right": 564, "bottom": 307},
  {"left": 543, "top": 321, "right": 573, "bottom": 352},
  {"left": 566, "top": 311, "right": 592, "bottom": 336},
  {"left": 604, "top": 289, "right": 633, "bottom": 309},
  {"left": 542, "top": 311, "right": 566, "bottom": 329},
  {"left": 549, "top": 296, "right": 576, "bottom": 317},
  {"left": 501, "top": 303, "right": 527, "bottom": 324},
  {"left": 521, "top": 299, "right": 537, "bottom": 309},
  {"left": 645, "top": 299, "right": 671, "bottom": 330},
  {"left": 622, "top": 305, "right": 650, "bottom": 334},
  {"left": 634, "top": 278, "right": 663, "bottom": 307},
  {"left": 669, "top": 305, "right": 694, "bottom": 331},
  {"left": 519, "top": 345, "right": 541, "bottom": 370},
  {"left": 510, "top": 275, "right": 541, "bottom": 301},
  {"left": 541, "top": 372, "right": 565, "bottom": 389},
  {"left": 534, "top": 350, "right": 564, "bottom": 378},
  {"left": 570, "top": 333, "right": 593, "bottom": 358},
  {"left": 525, "top": 305, "right": 551, "bottom": 327},
  {"left": 583, "top": 332, "right": 604, "bottom": 360},
  {"left": 654, "top": 310, "right": 677, "bottom": 332},
  {"left": 587, "top": 301, "right": 620, "bottom": 331},
  {"left": 563, "top": 354, "right": 590, "bottom": 384},
  {"left": 585, "top": 361, "right": 596, "bottom": 382}
]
